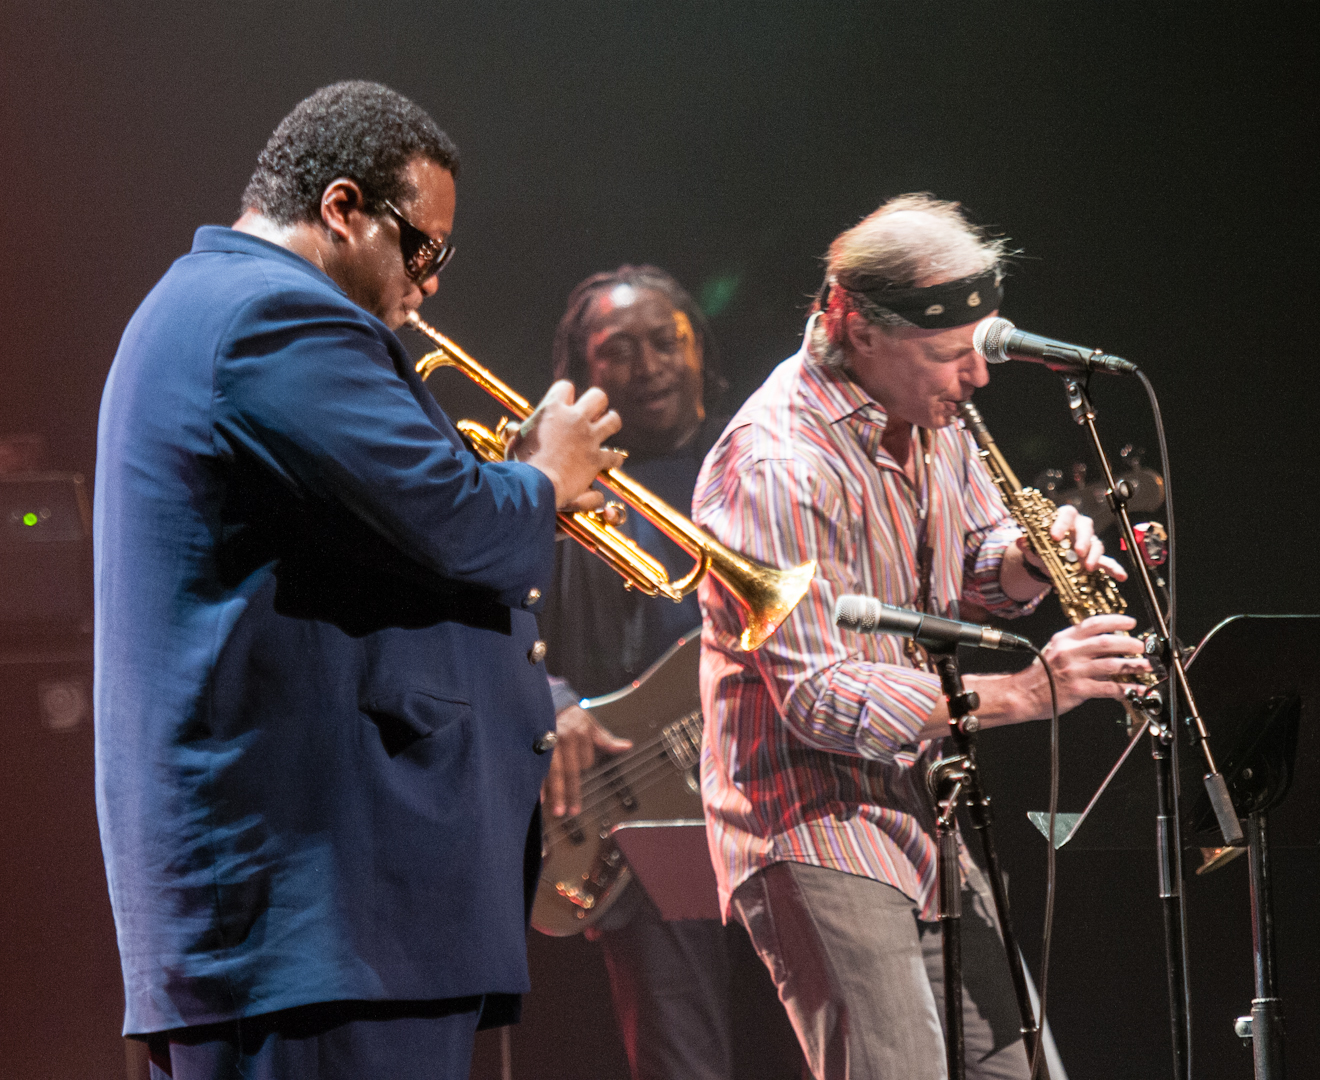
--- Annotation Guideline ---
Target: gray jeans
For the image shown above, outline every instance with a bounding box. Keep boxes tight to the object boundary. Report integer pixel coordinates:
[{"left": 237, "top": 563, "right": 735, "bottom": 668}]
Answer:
[{"left": 731, "top": 861, "right": 1066, "bottom": 1080}]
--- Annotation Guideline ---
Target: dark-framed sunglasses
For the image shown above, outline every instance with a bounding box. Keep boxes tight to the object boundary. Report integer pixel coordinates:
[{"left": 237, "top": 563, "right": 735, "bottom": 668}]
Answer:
[{"left": 383, "top": 199, "right": 455, "bottom": 284}]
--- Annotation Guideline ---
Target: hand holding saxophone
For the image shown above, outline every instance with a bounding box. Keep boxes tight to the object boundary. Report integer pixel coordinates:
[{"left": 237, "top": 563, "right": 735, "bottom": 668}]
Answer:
[
  {"left": 1003, "top": 502, "right": 1128, "bottom": 601},
  {"left": 505, "top": 380, "right": 625, "bottom": 512},
  {"left": 925, "top": 614, "right": 1153, "bottom": 736},
  {"left": 1023, "top": 614, "right": 1152, "bottom": 718}
]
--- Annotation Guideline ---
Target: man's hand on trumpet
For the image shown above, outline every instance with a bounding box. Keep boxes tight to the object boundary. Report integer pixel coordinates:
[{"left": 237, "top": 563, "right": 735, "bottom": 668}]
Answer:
[{"left": 504, "top": 380, "right": 625, "bottom": 513}]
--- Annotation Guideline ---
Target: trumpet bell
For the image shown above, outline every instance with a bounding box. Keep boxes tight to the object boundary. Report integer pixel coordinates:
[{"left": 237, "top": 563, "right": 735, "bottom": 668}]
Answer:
[{"left": 721, "top": 554, "right": 817, "bottom": 652}]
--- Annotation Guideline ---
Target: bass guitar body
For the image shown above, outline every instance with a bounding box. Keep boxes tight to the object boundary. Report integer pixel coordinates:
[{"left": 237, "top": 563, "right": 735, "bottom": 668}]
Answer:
[{"left": 532, "top": 631, "right": 704, "bottom": 937}]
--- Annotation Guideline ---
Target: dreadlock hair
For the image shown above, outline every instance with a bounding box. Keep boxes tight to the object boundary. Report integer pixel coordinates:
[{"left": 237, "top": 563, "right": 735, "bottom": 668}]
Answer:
[
  {"left": 241, "top": 81, "right": 460, "bottom": 225},
  {"left": 552, "top": 265, "right": 725, "bottom": 406}
]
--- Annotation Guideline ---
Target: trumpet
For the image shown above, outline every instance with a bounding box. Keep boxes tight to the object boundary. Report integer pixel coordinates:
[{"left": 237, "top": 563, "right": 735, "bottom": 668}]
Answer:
[{"left": 405, "top": 312, "right": 815, "bottom": 651}]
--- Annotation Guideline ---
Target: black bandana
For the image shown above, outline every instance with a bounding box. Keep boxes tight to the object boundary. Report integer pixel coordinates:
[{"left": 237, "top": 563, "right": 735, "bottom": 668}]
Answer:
[{"left": 829, "top": 269, "right": 1003, "bottom": 330}]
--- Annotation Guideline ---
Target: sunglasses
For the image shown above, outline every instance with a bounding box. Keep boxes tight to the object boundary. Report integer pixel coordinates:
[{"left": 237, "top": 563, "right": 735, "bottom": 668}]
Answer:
[{"left": 383, "top": 199, "right": 455, "bottom": 284}]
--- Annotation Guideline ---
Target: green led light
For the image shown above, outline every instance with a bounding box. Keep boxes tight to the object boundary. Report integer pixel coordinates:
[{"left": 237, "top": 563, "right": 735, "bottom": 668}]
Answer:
[
  {"left": 700, "top": 272, "right": 741, "bottom": 319},
  {"left": 22, "top": 512, "right": 38, "bottom": 526}
]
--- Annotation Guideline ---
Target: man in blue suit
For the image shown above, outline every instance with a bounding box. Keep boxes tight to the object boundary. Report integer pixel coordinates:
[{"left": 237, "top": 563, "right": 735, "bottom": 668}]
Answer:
[{"left": 94, "top": 81, "right": 622, "bottom": 1079}]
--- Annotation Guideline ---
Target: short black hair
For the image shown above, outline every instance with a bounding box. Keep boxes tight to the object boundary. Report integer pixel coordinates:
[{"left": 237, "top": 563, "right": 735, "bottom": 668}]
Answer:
[
  {"left": 241, "top": 81, "right": 459, "bottom": 225},
  {"left": 553, "top": 265, "right": 725, "bottom": 407}
]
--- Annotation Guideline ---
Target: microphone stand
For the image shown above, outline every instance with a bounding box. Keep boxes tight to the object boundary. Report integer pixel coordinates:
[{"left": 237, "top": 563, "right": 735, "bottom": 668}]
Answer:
[
  {"left": 1060, "top": 376, "right": 1244, "bottom": 1080},
  {"left": 926, "top": 647, "right": 1048, "bottom": 1080}
]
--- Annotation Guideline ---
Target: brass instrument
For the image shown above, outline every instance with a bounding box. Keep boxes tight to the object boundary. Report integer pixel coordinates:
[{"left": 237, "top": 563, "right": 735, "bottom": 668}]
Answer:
[
  {"left": 959, "top": 401, "right": 1156, "bottom": 729},
  {"left": 405, "top": 312, "right": 815, "bottom": 651}
]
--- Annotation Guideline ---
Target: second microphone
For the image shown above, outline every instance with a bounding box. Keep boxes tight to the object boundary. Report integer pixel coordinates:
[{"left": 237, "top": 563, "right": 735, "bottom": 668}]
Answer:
[{"left": 834, "top": 595, "right": 1034, "bottom": 653}]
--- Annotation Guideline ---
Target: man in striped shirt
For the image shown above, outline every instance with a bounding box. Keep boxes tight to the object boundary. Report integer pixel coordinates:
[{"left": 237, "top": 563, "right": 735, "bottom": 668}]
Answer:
[{"left": 693, "top": 195, "right": 1151, "bottom": 1080}]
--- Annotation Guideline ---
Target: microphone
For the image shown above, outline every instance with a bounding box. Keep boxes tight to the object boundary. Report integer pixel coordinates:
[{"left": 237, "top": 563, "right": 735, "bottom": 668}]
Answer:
[
  {"left": 834, "top": 595, "right": 1034, "bottom": 652},
  {"left": 973, "top": 317, "right": 1139, "bottom": 376}
]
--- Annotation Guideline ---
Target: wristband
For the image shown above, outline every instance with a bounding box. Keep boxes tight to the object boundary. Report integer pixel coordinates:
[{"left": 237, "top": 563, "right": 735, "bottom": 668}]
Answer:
[{"left": 1022, "top": 558, "right": 1053, "bottom": 586}]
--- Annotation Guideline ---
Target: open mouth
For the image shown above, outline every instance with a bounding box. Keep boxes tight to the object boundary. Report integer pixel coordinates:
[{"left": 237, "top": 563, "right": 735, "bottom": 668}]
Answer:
[{"left": 636, "top": 387, "right": 677, "bottom": 412}]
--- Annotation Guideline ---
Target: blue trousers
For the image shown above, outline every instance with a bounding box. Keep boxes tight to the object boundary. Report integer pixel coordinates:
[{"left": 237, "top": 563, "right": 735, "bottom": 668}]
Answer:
[{"left": 145, "top": 999, "right": 483, "bottom": 1080}]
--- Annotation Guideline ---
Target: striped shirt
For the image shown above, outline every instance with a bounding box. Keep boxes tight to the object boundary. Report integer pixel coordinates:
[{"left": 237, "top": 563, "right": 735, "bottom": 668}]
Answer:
[{"left": 693, "top": 331, "right": 1040, "bottom": 921}]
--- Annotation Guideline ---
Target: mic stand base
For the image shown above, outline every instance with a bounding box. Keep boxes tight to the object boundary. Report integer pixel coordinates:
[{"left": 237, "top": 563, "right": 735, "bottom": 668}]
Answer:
[
  {"left": 1241, "top": 811, "right": 1286, "bottom": 1079},
  {"left": 1151, "top": 724, "right": 1191, "bottom": 1080}
]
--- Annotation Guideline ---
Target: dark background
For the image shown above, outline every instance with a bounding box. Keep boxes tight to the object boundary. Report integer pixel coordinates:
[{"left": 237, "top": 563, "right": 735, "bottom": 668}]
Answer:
[{"left": 1, "top": 3, "right": 1315, "bottom": 1079}]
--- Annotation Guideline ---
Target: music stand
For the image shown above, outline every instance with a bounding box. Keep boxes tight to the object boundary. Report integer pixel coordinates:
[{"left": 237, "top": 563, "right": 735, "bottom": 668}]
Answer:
[
  {"left": 1181, "top": 614, "right": 1319, "bottom": 1080},
  {"left": 611, "top": 819, "right": 721, "bottom": 922}
]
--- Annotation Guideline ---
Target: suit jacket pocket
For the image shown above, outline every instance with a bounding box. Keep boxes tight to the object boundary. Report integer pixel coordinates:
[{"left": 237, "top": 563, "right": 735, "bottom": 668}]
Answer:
[{"left": 361, "top": 687, "right": 472, "bottom": 757}]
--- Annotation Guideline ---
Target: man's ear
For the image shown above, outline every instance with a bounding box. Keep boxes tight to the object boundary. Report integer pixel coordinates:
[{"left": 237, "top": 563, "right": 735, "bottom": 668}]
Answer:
[
  {"left": 319, "top": 178, "right": 367, "bottom": 242},
  {"left": 843, "top": 311, "right": 878, "bottom": 357}
]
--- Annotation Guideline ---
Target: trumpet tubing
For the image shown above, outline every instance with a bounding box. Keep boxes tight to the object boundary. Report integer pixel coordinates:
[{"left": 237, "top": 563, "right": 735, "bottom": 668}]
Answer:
[
  {"left": 406, "top": 312, "right": 815, "bottom": 650},
  {"left": 453, "top": 417, "right": 673, "bottom": 597}
]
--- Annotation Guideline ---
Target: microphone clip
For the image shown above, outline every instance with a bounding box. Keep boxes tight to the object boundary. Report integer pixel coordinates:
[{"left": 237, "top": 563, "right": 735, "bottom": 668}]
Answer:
[{"left": 948, "top": 689, "right": 981, "bottom": 734}]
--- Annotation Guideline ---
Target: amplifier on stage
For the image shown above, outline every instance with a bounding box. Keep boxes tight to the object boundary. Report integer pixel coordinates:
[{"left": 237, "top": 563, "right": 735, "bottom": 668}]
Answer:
[{"left": 0, "top": 473, "right": 93, "bottom": 644}]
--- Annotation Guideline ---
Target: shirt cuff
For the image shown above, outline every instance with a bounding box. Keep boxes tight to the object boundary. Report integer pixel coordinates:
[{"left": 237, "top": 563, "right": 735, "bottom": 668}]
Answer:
[
  {"left": 965, "top": 523, "right": 1045, "bottom": 617},
  {"left": 853, "top": 664, "right": 944, "bottom": 761},
  {"left": 547, "top": 676, "right": 581, "bottom": 716}
]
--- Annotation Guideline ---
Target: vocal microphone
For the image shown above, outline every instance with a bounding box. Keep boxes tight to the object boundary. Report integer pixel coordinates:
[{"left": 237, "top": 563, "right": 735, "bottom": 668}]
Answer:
[
  {"left": 973, "top": 317, "right": 1139, "bottom": 376},
  {"left": 834, "top": 595, "right": 1034, "bottom": 652}
]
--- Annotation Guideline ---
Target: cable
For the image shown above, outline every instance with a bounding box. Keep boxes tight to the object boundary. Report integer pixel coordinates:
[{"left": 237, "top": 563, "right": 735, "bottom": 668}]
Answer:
[
  {"left": 1028, "top": 642, "right": 1059, "bottom": 1080},
  {"left": 1136, "top": 370, "right": 1176, "bottom": 637},
  {"left": 1136, "top": 368, "right": 1192, "bottom": 1076}
]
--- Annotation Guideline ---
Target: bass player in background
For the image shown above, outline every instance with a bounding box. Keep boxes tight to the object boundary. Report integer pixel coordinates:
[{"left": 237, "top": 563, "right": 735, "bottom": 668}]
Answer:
[{"left": 536, "top": 266, "right": 802, "bottom": 1080}]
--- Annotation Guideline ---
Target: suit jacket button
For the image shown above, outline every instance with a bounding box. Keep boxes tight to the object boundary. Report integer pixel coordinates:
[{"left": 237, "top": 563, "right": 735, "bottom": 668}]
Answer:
[
  {"left": 528, "top": 640, "right": 548, "bottom": 665},
  {"left": 522, "top": 587, "right": 542, "bottom": 608}
]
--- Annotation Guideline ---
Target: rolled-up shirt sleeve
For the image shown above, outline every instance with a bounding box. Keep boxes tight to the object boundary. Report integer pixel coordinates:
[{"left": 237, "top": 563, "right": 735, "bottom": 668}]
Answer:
[{"left": 696, "top": 439, "right": 942, "bottom": 767}]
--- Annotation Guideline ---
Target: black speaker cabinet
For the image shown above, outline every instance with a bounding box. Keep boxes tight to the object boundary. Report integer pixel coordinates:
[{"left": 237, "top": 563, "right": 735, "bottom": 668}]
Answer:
[
  {"left": 0, "top": 473, "right": 93, "bottom": 645},
  {"left": 0, "top": 648, "right": 127, "bottom": 1079}
]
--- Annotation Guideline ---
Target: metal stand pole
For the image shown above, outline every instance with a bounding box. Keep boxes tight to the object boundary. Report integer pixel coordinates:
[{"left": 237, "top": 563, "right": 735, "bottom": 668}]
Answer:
[
  {"left": 1061, "top": 376, "right": 1246, "bottom": 1080},
  {"left": 1151, "top": 724, "right": 1190, "bottom": 1080},
  {"left": 964, "top": 778, "right": 1047, "bottom": 1076},
  {"left": 1244, "top": 812, "right": 1286, "bottom": 1079},
  {"left": 933, "top": 782, "right": 965, "bottom": 1080},
  {"left": 928, "top": 650, "right": 1048, "bottom": 1080},
  {"left": 1064, "top": 377, "right": 1240, "bottom": 847}
]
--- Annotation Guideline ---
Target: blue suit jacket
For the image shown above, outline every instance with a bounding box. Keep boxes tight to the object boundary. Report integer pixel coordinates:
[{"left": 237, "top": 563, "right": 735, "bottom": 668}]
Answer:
[{"left": 94, "top": 227, "right": 558, "bottom": 1035}]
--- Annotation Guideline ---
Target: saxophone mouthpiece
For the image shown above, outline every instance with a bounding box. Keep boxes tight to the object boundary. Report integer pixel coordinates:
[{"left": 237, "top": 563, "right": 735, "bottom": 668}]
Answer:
[{"left": 957, "top": 401, "right": 992, "bottom": 447}]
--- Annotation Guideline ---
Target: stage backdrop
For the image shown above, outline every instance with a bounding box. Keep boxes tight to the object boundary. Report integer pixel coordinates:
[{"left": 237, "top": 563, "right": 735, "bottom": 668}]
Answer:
[{"left": 2, "top": 4, "right": 1315, "bottom": 1079}]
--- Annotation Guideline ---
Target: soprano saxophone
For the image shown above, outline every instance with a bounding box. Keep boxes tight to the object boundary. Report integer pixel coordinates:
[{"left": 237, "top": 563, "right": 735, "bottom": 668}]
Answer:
[{"left": 958, "top": 401, "right": 1156, "bottom": 730}]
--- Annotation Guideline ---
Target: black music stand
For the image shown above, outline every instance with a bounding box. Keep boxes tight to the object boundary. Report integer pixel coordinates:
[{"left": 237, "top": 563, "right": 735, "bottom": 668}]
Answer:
[{"left": 1182, "top": 614, "right": 1319, "bottom": 1080}]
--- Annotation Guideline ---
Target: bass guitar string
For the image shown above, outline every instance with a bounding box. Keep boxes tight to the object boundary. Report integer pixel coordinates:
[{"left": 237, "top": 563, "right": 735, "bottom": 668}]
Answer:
[
  {"left": 570, "top": 709, "right": 702, "bottom": 803},
  {"left": 547, "top": 753, "right": 694, "bottom": 842},
  {"left": 547, "top": 723, "right": 699, "bottom": 835},
  {"left": 547, "top": 713, "right": 702, "bottom": 838}
]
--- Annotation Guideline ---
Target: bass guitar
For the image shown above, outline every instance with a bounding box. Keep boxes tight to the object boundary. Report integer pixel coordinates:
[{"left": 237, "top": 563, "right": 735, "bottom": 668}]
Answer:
[{"left": 532, "top": 631, "right": 704, "bottom": 936}]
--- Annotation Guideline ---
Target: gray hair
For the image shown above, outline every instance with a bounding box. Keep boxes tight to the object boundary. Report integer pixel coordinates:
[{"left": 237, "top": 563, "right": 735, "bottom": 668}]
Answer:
[{"left": 809, "top": 194, "right": 1009, "bottom": 366}]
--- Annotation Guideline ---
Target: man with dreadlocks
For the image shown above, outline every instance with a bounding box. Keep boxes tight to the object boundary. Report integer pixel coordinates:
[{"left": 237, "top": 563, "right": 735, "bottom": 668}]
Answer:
[
  {"left": 692, "top": 196, "right": 1149, "bottom": 1079},
  {"left": 536, "top": 266, "right": 802, "bottom": 1080}
]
